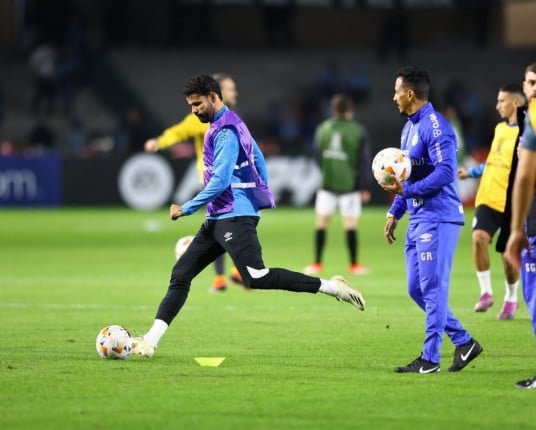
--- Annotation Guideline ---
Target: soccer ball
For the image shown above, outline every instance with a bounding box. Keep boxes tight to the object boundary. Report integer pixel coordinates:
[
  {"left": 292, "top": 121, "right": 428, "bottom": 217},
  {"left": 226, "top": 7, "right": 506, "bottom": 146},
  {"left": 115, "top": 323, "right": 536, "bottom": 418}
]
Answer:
[
  {"left": 175, "top": 235, "right": 194, "bottom": 260},
  {"left": 96, "top": 325, "right": 132, "bottom": 359},
  {"left": 372, "top": 147, "right": 412, "bottom": 186}
]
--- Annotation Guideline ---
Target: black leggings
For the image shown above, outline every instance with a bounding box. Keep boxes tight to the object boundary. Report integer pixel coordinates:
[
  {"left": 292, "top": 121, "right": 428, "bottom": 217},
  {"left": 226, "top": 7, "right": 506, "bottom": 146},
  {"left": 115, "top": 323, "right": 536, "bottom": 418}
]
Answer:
[{"left": 156, "top": 216, "right": 321, "bottom": 324}]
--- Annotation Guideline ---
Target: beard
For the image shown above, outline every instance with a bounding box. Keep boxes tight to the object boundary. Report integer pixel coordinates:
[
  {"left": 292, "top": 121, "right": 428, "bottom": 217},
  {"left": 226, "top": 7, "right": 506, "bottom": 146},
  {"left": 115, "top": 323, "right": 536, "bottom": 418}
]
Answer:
[
  {"left": 195, "top": 105, "right": 214, "bottom": 123},
  {"left": 195, "top": 113, "right": 210, "bottom": 123}
]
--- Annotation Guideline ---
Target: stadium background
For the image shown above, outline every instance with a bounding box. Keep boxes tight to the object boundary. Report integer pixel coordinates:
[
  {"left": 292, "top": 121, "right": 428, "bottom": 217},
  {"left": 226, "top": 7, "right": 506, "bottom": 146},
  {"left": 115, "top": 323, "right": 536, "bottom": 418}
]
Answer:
[
  {"left": 0, "top": 0, "right": 535, "bottom": 208},
  {"left": 2, "top": 2, "right": 536, "bottom": 430}
]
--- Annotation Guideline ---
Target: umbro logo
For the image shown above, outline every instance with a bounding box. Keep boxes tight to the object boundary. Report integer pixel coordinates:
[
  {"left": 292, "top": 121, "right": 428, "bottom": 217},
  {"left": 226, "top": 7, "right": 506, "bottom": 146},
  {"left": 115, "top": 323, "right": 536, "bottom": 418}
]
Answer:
[
  {"left": 419, "top": 233, "right": 432, "bottom": 242},
  {"left": 224, "top": 232, "right": 233, "bottom": 242}
]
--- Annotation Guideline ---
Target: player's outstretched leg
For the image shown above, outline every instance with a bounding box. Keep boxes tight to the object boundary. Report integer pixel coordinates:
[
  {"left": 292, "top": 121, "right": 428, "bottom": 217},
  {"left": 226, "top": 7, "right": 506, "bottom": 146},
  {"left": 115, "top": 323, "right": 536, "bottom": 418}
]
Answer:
[
  {"left": 327, "top": 275, "right": 366, "bottom": 310},
  {"left": 244, "top": 266, "right": 365, "bottom": 311}
]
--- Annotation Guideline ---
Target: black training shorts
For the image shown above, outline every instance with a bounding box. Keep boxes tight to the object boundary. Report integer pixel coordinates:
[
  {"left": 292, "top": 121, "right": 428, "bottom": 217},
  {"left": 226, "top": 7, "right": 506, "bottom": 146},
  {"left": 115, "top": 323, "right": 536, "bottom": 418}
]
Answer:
[{"left": 472, "top": 204, "right": 504, "bottom": 239}]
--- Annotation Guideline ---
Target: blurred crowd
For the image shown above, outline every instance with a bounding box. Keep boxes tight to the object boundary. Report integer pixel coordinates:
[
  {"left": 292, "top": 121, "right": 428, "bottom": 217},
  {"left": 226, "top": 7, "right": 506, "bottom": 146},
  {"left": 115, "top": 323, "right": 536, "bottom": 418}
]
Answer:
[
  {"left": 0, "top": 0, "right": 497, "bottom": 163},
  {"left": 0, "top": 28, "right": 495, "bottom": 167}
]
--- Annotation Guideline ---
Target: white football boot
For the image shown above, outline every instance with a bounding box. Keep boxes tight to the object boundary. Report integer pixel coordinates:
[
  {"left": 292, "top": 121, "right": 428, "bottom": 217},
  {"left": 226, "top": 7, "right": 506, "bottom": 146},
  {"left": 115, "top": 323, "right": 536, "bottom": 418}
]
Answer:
[
  {"left": 131, "top": 336, "right": 155, "bottom": 358},
  {"left": 331, "top": 275, "right": 366, "bottom": 311}
]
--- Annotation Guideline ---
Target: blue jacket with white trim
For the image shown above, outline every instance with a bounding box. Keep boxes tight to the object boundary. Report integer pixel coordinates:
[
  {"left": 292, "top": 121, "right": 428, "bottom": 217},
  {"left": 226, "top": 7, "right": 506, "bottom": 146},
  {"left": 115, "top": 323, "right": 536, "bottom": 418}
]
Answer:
[{"left": 388, "top": 102, "right": 465, "bottom": 225}]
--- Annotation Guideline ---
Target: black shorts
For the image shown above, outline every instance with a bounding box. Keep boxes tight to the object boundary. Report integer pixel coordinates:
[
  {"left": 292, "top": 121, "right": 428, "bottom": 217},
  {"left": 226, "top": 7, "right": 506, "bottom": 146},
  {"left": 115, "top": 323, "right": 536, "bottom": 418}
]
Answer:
[{"left": 472, "top": 204, "right": 504, "bottom": 238}]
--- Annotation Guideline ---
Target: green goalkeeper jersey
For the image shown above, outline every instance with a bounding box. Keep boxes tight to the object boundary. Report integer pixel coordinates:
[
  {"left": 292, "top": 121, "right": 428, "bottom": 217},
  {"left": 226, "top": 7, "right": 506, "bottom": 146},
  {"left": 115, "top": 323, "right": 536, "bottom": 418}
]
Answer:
[{"left": 315, "top": 118, "right": 368, "bottom": 193}]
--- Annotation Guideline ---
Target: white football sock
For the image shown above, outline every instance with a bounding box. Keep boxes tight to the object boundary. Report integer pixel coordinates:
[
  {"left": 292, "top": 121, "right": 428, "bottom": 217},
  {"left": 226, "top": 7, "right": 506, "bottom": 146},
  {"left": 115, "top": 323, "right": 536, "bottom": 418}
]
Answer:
[
  {"left": 504, "top": 280, "right": 519, "bottom": 302},
  {"left": 319, "top": 279, "right": 337, "bottom": 296},
  {"left": 476, "top": 270, "right": 492, "bottom": 295},
  {"left": 144, "top": 319, "right": 168, "bottom": 347}
]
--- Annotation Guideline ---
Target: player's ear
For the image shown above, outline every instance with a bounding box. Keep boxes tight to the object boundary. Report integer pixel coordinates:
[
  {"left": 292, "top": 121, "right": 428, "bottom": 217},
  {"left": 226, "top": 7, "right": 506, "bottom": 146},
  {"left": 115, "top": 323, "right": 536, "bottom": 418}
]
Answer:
[{"left": 209, "top": 91, "right": 218, "bottom": 104}]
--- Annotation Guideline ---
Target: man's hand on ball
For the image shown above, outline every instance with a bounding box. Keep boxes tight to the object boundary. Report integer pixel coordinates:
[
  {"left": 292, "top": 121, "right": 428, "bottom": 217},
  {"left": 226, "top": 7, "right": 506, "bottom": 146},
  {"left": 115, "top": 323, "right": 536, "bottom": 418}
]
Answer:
[
  {"left": 381, "top": 176, "right": 403, "bottom": 194},
  {"left": 170, "top": 204, "right": 183, "bottom": 220}
]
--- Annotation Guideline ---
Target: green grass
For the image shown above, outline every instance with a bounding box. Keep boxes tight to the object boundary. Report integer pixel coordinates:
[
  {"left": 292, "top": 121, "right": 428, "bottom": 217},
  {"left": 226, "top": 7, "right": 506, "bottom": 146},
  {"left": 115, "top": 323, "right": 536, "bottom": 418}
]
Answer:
[{"left": 0, "top": 207, "right": 534, "bottom": 430}]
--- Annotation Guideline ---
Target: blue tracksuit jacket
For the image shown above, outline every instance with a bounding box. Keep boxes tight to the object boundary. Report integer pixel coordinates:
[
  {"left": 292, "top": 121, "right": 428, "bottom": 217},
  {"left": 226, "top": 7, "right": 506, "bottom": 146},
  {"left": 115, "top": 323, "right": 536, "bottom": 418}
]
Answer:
[{"left": 389, "top": 102, "right": 465, "bottom": 224}]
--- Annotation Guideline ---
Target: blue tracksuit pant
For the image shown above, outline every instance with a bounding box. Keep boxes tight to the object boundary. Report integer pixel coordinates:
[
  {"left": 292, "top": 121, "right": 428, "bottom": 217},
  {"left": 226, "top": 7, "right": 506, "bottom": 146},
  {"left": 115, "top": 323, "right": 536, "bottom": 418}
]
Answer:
[
  {"left": 521, "top": 236, "right": 536, "bottom": 338},
  {"left": 405, "top": 222, "right": 472, "bottom": 364}
]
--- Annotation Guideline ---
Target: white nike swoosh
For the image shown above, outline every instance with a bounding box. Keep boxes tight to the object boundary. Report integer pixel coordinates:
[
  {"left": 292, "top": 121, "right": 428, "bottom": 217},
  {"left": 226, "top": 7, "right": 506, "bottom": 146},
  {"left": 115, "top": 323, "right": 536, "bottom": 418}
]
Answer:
[
  {"left": 419, "top": 366, "right": 439, "bottom": 374},
  {"left": 461, "top": 343, "right": 476, "bottom": 361}
]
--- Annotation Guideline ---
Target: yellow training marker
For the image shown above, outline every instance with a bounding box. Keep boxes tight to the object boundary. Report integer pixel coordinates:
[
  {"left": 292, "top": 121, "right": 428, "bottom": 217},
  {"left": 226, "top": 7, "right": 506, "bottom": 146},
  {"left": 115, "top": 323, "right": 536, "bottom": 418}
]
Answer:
[{"left": 194, "top": 357, "right": 226, "bottom": 367}]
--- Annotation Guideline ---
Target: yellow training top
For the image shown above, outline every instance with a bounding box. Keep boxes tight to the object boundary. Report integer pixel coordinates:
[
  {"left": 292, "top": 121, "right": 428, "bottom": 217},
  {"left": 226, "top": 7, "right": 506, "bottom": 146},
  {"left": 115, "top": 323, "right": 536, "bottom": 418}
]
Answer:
[
  {"left": 157, "top": 113, "right": 208, "bottom": 183},
  {"left": 475, "top": 121, "right": 519, "bottom": 212},
  {"left": 530, "top": 100, "right": 536, "bottom": 132}
]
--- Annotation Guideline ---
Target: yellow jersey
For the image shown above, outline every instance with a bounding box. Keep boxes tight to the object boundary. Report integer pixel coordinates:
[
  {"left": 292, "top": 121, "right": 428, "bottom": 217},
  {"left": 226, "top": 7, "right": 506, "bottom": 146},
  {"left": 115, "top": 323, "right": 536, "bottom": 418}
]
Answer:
[
  {"left": 530, "top": 100, "right": 536, "bottom": 133},
  {"left": 157, "top": 113, "right": 208, "bottom": 182},
  {"left": 475, "top": 121, "right": 519, "bottom": 212}
]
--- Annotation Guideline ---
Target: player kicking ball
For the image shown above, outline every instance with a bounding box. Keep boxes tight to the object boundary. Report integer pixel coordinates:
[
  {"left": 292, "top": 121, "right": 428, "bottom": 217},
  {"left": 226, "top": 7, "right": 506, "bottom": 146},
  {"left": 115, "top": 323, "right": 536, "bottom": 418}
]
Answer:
[{"left": 131, "top": 75, "right": 365, "bottom": 357}]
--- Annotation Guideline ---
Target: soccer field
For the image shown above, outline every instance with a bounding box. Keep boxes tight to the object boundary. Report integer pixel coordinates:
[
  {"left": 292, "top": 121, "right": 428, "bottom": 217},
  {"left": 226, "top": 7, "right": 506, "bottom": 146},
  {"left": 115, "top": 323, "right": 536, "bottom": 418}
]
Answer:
[{"left": 0, "top": 207, "right": 534, "bottom": 430}]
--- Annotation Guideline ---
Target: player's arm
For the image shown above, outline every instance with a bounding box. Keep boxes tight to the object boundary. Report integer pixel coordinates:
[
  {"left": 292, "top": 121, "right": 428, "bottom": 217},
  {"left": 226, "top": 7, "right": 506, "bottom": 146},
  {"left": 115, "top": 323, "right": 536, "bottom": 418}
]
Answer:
[
  {"left": 505, "top": 105, "right": 536, "bottom": 268},
  {"left": 146, "top": 115, "right": 201, "bottom": 152},
  {"left": 384, "top": 195, "right": 407, "bottom": 244},
  {"left": 173, "top": 128, "right": 238, "bottom": 218},
  {"left": 389, "top": 194, "right": 408, "bottom": 218},
  {"left": 504, "top": 147, "right": 536, "bottom": 268},
  {"left": 170, "top": 203, "right": 183, "bottom": 220},
  {"left": 458, "top": 163, "right": 485, "bottom": 179},
  {"left": 511, "top": 148, "right": 536, "bottom": 232},
  {"left": 401, "top": 127, "right": 457, "bottom": 198},
  {"left": 384, "top": 214, "right": 398, "bottom": 244}
]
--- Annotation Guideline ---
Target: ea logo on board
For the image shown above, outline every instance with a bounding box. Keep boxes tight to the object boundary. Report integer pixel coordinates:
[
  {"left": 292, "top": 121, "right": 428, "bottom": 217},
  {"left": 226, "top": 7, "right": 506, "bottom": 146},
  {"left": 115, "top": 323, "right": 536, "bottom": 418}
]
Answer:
[
  {"left": 117, "top": 153, "right": 322, "bottom": 211},
  {"left": 118, "top": 153, "right": 174, "bottom": 211}
]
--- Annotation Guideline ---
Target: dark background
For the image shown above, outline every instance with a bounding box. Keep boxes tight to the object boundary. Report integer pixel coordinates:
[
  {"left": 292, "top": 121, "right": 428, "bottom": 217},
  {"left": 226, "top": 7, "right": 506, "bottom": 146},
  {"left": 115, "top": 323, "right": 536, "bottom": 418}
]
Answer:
[{"left": 0, "top": 0, "right": 534, "bottom": 206}]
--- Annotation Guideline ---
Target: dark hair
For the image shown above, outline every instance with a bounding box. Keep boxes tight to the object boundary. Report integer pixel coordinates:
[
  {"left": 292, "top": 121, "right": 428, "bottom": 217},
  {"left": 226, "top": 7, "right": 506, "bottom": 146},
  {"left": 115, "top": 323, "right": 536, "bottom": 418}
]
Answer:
[
  {"left": 500, "top": 82, "right": 524, "bottom": 95},
  {"left": 395, "top": 66, "right": 431, "bottom": 100},
  {"left": 525, "top": 62, "right": 536, "bottom": 75},
  {"left": 331, "top": 93, "right": 354, "bottom": 115},
  {"left": 183, "top": 74, "right": 222, "bottom": 99}
]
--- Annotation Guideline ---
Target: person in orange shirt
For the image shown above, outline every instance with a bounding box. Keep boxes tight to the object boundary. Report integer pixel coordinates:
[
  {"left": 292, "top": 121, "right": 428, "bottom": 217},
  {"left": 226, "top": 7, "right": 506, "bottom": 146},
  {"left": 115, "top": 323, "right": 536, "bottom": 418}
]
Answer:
[{"left": 145, "top": 74, "right": 243, "bottom": 293}]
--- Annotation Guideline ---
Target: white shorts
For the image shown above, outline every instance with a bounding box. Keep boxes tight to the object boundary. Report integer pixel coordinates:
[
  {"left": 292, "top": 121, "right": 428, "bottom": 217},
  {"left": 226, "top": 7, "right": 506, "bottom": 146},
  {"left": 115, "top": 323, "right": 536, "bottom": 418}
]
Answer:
[{"left": 314, "top": 189, "right": 362, "bottom": 217}]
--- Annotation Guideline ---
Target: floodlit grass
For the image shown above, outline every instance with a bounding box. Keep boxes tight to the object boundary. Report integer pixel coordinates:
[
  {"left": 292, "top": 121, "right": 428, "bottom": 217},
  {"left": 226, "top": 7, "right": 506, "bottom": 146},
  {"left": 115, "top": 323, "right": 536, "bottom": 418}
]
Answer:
[{"left": 0, "top": 207, "right": 534, "bottom": 430}]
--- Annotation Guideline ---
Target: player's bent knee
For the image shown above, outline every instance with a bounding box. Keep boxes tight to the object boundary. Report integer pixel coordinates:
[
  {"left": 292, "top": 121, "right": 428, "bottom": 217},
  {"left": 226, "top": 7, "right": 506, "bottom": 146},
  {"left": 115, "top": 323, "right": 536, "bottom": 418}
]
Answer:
[
  {"left": 472, "top": 230, "right": 491, "bottom": 248},
  {"left": 169, "top": 273, "right": 192, "bottom": 291},
  {"left": 246, "top": 265, "right": 272, "bottom": 290}
]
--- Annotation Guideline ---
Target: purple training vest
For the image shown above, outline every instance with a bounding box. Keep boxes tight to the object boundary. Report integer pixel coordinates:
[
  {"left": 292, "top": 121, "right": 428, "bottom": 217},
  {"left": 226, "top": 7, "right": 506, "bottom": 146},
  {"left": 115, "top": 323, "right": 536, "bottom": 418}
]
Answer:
[{"left": 203, "top": 110, "right": 276, "bottom": 217}]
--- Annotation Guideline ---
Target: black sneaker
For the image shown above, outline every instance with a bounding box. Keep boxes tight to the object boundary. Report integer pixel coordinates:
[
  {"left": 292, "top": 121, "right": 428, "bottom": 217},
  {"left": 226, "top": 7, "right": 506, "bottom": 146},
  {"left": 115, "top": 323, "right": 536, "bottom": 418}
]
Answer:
[
  {"left": 448, "top": 339, "right": 483, "bottom": 372},
  {"left": 515, "top": 376, "right": 536, "bottom": 389},
  {"left": 395, "top": 356, "right": 440, "bottom": 374}
]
